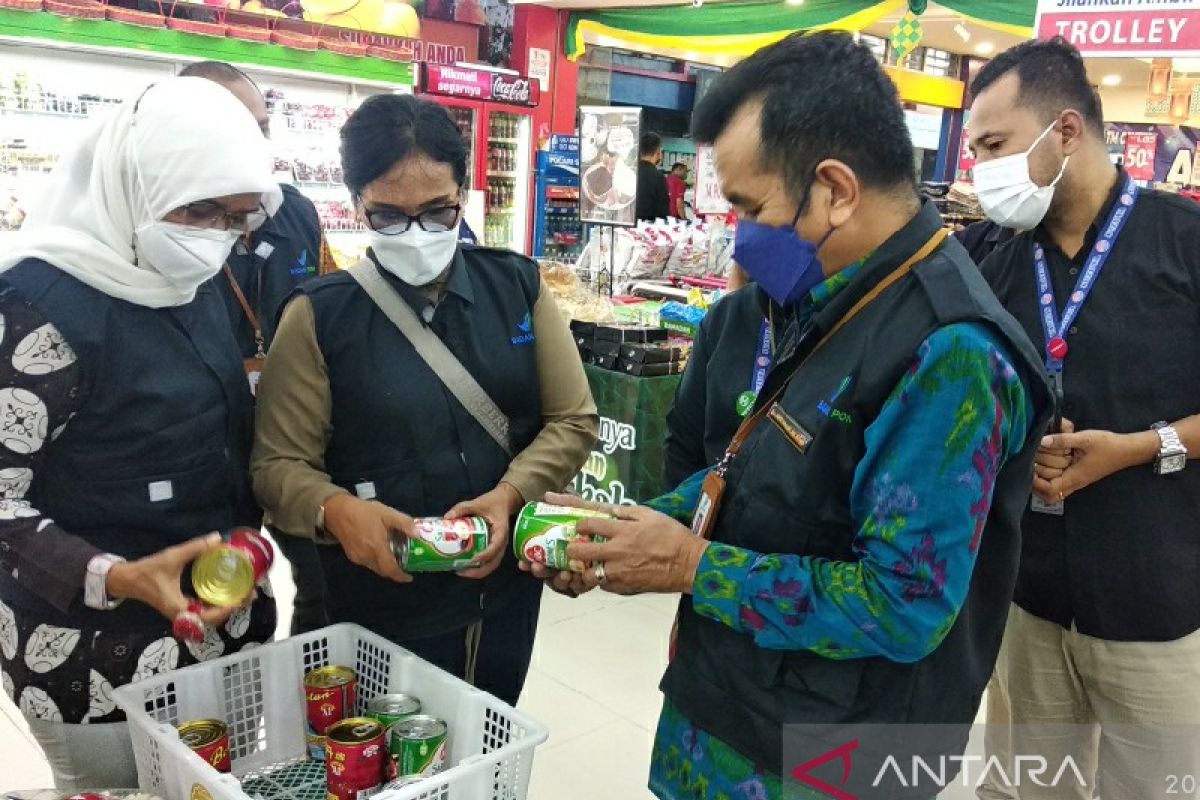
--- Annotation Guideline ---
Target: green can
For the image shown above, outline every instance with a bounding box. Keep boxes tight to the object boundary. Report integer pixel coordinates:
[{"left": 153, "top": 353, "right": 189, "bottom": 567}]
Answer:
[
  {"left": 512, "top": 502, "right": 612, "bottom": 572},
  {"left": 389, "top": 715, "right": 448, "bottom": 777},
  {"left": 393, "top": 517, "right": 489, "bottom": 572},
  {"left": 365, "top": 693, "right": 421, "bottom": 727}
]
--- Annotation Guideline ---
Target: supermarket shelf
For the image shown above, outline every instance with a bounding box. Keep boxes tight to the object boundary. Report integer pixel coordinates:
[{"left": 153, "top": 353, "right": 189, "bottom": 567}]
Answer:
[
  {"left": 324, "top": 227, "right": 368, "bottom": 234},
  {"left": 488, "top": 171, "right": 519, "bottom": 179},
  {"left": 294, "top": 181, "right": 345, "bottom": 189},
  {"left": 486, "top": 208, "right": 515, "bottom": 215},
  {"left": 0, "top": 106, "right": 96, "bottom": 119},
  {"left": 489, "top": 137, "right": 520, "bottom": 144}
]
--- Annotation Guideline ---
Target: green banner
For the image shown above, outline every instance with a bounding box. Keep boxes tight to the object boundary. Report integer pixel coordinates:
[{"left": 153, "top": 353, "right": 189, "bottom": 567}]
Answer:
[
  {"left": 572, "top": 364, "right": 681, "bottom": 506},
  {"left": 0, "top": 8, "right": 416, "bottom": 85}
]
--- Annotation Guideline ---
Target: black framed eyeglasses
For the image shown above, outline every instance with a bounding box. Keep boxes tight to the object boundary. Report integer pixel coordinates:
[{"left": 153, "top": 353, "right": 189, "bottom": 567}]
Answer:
[
  {"left": 177, "top": 201, "right": 269, "bottom": 233},
  {"left": 364, "top": 204, "right": 462, "bottom": 235}
]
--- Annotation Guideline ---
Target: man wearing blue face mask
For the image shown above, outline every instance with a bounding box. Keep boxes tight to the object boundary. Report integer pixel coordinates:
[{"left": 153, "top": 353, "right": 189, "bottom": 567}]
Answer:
[
  {"left": 523, "top": 31, "right": 1054, "bottom": 799},
  {"left": 970, "top": 38, "right": 1200, "bottom": 799}
]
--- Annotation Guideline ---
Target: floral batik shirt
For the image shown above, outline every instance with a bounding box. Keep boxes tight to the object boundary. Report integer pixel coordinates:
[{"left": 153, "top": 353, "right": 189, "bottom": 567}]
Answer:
[{"left": 644, "top": 272, "right": 1034, "bottom": 800}]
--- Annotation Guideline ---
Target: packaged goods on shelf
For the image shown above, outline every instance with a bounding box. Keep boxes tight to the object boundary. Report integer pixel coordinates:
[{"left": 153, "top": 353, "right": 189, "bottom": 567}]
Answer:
[
  {"left": 575, "top": 219, "right": 735, "bottom": 296},
  {"left": 540, "top": 261, "right": 616, "bottom": 323}
]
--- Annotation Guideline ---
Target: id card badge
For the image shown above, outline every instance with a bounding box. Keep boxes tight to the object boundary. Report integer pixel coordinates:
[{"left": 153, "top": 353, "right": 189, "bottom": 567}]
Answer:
[
  {"left": 243, "top": 356, "right": 265, "bottom": 396},
  {"left": 1031, "top": 494, "right": 1065, "bottom": 516},
  {"left": 691, "top": 471, "right": 726, "bottom": 539}
]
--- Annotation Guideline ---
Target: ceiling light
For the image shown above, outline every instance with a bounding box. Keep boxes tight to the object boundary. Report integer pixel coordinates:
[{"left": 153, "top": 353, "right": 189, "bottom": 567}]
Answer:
[
  {"left": 974, "top": 41, "right": 995, "bottom": 55},
  {"left": 954, "top": 22, "right": 971, "bottom": 43},
  {"left": 1102, "top": 74, "right": 1122, "bottom": 86}
]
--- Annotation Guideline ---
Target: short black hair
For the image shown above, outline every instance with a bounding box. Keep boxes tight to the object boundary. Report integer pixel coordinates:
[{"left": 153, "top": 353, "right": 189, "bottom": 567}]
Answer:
[
  {"left": 692, "top": 31, "right": 916, "bottom": 199},
  {"left": 639, "top": 132, "right": 662, "bottom": 158},
  {"left": 672, "top": 162, "right": 688, "bottom": 172},
  {"left": 339, "top": 94, "right": 468, "bottom": 198},
  {"left": 179, "top": 60, "right": 258, "bottom": 90},
  {"left": 970, "top": 37, "right": 1104, "bottom": 136}
]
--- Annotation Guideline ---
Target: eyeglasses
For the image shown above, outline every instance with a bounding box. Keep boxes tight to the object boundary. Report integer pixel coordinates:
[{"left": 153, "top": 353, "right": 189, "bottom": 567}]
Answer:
[
  {"left": 176, "top": 201, "right": 269, "bottom": 233},
  {"left": 364, "top": 204, "right": 462, "bottom": 235}
]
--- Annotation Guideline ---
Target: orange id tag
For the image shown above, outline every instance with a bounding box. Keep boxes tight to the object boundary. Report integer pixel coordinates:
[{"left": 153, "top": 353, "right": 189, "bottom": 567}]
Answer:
[{"left": 691, "top": 470, "right": 727, "bottom": 540}]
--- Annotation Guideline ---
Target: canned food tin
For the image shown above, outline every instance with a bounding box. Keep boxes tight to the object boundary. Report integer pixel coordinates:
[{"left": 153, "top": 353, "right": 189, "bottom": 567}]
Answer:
[
  {"left": 305, "top": 665, "right": 357, "bottom": 761},
  {"left": 512, "top": 502, "right": 612, "bottom": 571},
  {"left": 178, "top": 718, "right": 232, "bottom": 773},
  {"left": 366, "top": 693, "right": 421, "bottom": 727},
  {"left": 191, "top": 527, "right": 274, "bottom": 607},
  {"left": 392, "top": 517, "right": 489, "bottom": 573},
  {"left": 325, "top": 717, "right": 393, "bottom": 800},
  {"left": 389, "top": 715, "right": 448, "bottom": 777}
]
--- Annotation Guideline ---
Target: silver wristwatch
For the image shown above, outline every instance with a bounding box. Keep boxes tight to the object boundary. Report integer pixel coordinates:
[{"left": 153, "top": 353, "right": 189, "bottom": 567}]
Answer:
[{"left": 1152, "top": 422, "right": 1188, "bottom": 476}]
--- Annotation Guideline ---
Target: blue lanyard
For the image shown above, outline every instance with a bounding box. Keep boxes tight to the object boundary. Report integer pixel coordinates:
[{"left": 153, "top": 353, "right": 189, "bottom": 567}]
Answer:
[
  {"left": 1033, "top": 174, "right": 1138, "bottom": 374},
  {"left": 750, "top": 317, "right": 773, "bottom": 394}
]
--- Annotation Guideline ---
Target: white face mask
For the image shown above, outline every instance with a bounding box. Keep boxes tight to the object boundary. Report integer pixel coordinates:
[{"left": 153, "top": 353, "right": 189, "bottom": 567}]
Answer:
[
  {"left": 973, "top": 122, "right": 1070, "bottom": 231},
  {"left": 369, "top": 226, "right": 459, "bottom": 287},
  {"left": 134, "top": 221, "right": 240, "bottom": 294}
]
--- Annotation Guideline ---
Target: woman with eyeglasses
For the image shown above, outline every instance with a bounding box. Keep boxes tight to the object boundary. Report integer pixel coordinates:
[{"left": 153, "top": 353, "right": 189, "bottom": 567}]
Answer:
[
  {"left": 251, "top": 94, "right": 597, "bottom": 705},
  {"left": 0, "top": 77, "right": 279, "bottom": 788}
]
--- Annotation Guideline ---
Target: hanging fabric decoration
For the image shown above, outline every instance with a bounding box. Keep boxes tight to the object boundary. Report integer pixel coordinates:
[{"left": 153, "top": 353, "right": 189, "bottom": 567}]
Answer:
[{"left": 889, "top": 0, "right": 927, "bottom": 60}]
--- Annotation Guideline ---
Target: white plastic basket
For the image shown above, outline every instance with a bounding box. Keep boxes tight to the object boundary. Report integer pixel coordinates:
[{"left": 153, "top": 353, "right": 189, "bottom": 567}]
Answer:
[{"left": 112, "top": 623, "right": 548, "bottom": 800}]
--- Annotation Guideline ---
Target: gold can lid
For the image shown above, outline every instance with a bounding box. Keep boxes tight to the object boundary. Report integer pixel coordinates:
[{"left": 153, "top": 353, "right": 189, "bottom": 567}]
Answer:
[
  {"left": 304, "top": 665, "right": 356, "bottom": 689},
  {"left": 178, "top": 718, "right": 227, "bottom": 748},
  {"left": 191, "top": 545, "right": 254, "bottom": 607},
  {"left": 326, "top": 717, "right": 384, "bottom": 744}
]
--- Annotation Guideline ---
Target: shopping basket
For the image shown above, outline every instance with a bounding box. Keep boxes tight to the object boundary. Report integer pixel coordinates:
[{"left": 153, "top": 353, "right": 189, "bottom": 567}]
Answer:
[{"left": 113, "top": 623, "right": 548, "bottom": 800}]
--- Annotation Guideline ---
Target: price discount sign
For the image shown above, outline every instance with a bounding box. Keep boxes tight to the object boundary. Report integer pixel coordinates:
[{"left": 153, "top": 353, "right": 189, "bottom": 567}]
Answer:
[{"left": 1122, "top": 132, "right": 1159, "bottom": 181}]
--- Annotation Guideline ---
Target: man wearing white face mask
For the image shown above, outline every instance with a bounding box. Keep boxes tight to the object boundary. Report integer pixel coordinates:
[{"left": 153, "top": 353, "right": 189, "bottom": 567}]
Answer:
[
  {"left": 0, "top": 77, "right": 279, "bottom": 789},
  {"left": 970, "top": 38, "right": 1200, "bottom": 799},
  {"left": 251, "top": 94, "right": 597, "bottom": 706}
]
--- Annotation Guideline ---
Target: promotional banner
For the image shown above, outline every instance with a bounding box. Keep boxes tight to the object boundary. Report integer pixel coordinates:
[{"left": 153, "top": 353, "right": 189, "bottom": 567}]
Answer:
[
  {"left": 422, "top": 64, "right": 540, "bottom": 105},
  {"left": 1036, "top": 0, "right": 1200, "bottom": 57},
  {"left": 1106, "top": 122, "right": 1200, "bottom": 186},
  {"left": 579, "top": 106, "right": 641, "bottom": 227},
  {"left": 572, "top": 365, "right": 681, "bottom": 505},
  {"left": 694, "top": 144, "right": 731, "bottom": 216},
  {"left": 546, "top": 135, "right": 580, "bottom": 187},
  {"left": 1123, "top": 131, "right": 1160, "bottom": 181}
]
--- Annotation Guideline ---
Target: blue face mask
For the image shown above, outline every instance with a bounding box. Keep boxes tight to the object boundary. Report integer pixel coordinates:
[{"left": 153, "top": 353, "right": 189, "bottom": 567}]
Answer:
[{"left": 733, "top": 206, "right": 834, "bottom": 307}]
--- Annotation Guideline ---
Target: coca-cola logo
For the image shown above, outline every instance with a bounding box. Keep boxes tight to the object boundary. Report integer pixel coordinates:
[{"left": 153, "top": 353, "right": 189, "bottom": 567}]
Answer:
[{"left": 492, "top": 75, "right": 533, "bottom": 105}]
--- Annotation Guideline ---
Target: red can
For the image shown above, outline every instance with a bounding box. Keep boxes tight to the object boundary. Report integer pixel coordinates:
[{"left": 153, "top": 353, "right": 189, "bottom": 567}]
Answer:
[
  {"left": 178, "top": 718, "right": 232, "bottom": 773},
  {"left": 230, "top": 526, "right": 274, "bottom": 579},
  {"left": 325, "top": 717, "right": 394, "bottom": 800},
  {"left": 305, "top": 665, "right": 357, "bottom": 761}
]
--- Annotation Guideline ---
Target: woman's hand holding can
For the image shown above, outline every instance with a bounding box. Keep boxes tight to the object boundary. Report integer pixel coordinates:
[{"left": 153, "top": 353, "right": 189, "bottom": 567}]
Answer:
[{"left": 322, "top": 493, "right": 415, "bottom": 583}]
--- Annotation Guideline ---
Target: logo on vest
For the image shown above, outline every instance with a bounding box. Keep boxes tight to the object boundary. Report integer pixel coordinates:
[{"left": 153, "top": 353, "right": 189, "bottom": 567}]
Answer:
[
  {"left": 289, "top": 249, "right": 316, "bottom": 278},
  {"left": 791, "top": 739, "right": 859, "bottom": 800},
  {"left": 511, "top": 313, "right": 535, "bottom": 346},
  {"left": 817, "top": 375, "right": 854, "bottom": 425}
]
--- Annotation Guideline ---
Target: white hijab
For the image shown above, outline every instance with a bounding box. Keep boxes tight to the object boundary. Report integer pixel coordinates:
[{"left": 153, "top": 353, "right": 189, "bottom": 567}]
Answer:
[{"left": 0, "top": 77, "right": 281, "bottom": 308}]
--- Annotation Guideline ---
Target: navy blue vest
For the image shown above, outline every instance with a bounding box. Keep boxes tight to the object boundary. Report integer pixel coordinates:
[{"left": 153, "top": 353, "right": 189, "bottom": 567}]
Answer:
[
  {"left": 662, "top": 207, "right": 1053, "bottom": 787},
  {"left": 0, "top": 260, "right": 257, "bottom": 631},
  {"left": 221, "top": 184, "right": 323, "bottom": 357},
  {"left": 300, "top": 246, "right": 543, "bottom": 640}
]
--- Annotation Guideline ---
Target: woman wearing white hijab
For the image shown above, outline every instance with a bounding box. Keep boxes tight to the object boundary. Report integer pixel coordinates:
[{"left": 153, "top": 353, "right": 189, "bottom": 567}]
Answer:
[{"left": 0, "top": 77, "right": 281, "bottom": 789}]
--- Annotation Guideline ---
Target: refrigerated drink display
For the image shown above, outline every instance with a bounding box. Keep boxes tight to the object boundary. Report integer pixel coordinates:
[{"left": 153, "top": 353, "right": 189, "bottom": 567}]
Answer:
[
  {"left": 484, "top": 110, "right": 530, "bottom": 252},
  {"left": 446, "top": 105, "right": 477, "bottom": 188}
]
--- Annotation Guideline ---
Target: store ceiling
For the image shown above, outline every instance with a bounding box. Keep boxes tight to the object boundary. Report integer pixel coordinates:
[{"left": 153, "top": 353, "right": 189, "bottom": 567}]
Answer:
[{"left": 533, "top": 0, "right": 1162, "bottom": 91}]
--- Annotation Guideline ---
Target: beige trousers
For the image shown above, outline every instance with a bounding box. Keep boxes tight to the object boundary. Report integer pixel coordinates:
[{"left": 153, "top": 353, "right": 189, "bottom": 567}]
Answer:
[{"left": 979, "top": 604, "right": 1200, "bottom": 800}]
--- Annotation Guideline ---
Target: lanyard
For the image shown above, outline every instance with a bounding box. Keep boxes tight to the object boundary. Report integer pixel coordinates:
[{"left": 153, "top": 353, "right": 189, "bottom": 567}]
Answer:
[
  {"left": 1033, "top": 174, "right": 1138, "bottom": 375},
  {"left": 750, "top": 317, "right": 773, "bottom": 394}
]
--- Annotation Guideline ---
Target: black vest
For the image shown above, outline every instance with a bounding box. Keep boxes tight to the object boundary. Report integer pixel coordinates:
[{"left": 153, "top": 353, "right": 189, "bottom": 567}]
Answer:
[
  {"left": 662, "top": 207, "right": 1053, "bottom": 785},
  {"left": 301, "top": 246, "right": 543, "bottom": 640},
  {"left": 0, "top": 260, "right": 257, "bottom": 631},
  {"left": 664, "top": 284, "right": 768, "bottom": 489},
  {"left": 221, "top": 185, "right": 323, "bottom": 357}
]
